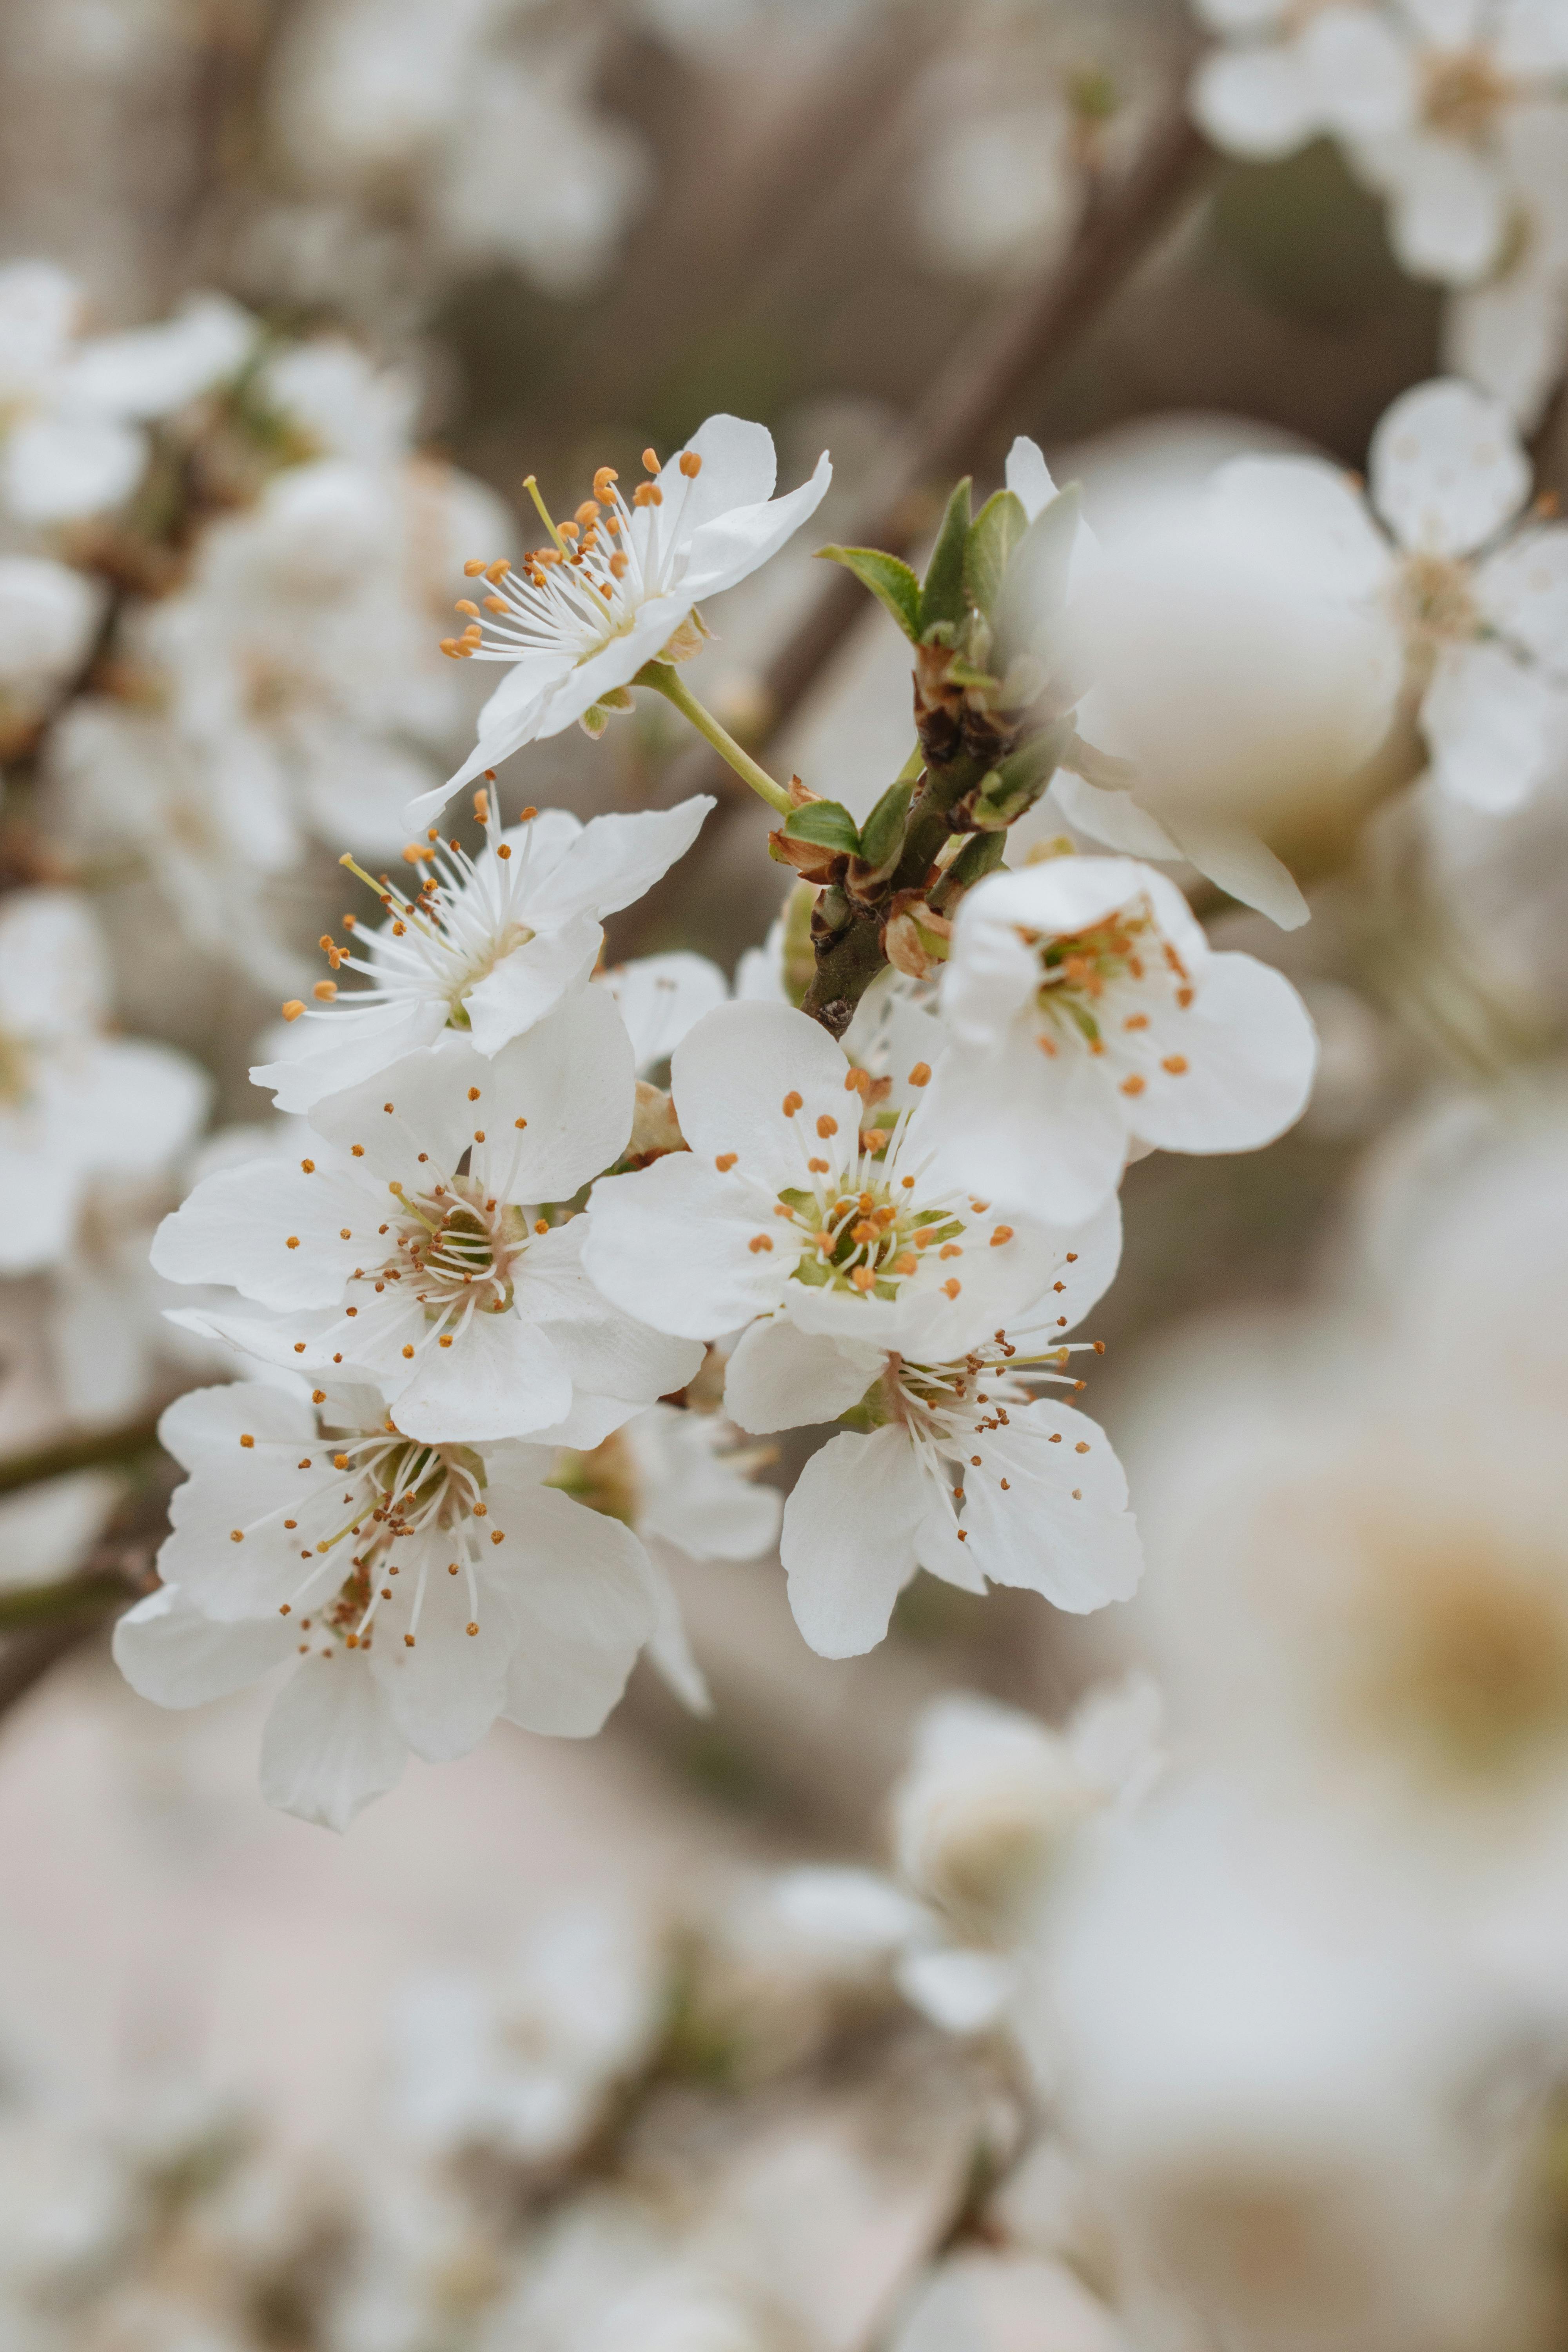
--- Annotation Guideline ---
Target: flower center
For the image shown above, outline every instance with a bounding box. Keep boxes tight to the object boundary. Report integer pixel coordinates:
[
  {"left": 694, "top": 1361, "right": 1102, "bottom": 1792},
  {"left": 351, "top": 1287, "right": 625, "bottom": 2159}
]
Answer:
[
  {"left": 368, "top": 1176, "right": 526, "bottom": 1323},
  {"left": 1393, "top": 550, "right": 1478, "bottom": 664},
  {"left": 239, "top": 1421, "right": 495, "bottom": 1654},
  {"left": 1421, "top": 48, "right": 1514, "bottom": 139},
  {"left": 1355, "top": 1531, "right": 1568, "bottom": 1781},
  {"left": 1020, "top": 900, "right": 1192, "bottom": 1054},
  {"left": 785, "top": 1171, "right": 967, "bottom": 1301},
  {"left": 439, "top": 446, "right": 705, "bottom": 669}
]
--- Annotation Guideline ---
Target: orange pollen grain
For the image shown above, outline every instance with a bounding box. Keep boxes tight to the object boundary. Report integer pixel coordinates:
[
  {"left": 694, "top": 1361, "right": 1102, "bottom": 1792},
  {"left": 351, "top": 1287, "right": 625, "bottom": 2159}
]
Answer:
[
  {"left": 715, "top": 1152, "right": 738, "bottom": 1171},
  {"left": 749, "top": 1233, "right": 774, "bottom": 1253},
  {"left": 990, "top": 1226, "right": 1014, "bottom": 1246},
  {"left": 782, "top": 1091, "right": 803, "bottom": 1117},
  {"left": 817, "top": 1114, "right": 838, "bottom": 1138},
  {"left": 1120, "top": 1074, "right": 1145, "bottom": 1096},
  {"left": 943, "top": 1278, "right": 961, "bottom": 1298},
  {"left": 1162, "top": 1054, "right": 1188, "bottom": 1074}
]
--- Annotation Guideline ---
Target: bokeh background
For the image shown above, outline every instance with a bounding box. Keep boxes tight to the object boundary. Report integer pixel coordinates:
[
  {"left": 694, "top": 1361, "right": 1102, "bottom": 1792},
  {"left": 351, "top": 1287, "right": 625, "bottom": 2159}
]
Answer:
[{"left": 2, "top": 2, "right": 1567, "bottom": 2346}]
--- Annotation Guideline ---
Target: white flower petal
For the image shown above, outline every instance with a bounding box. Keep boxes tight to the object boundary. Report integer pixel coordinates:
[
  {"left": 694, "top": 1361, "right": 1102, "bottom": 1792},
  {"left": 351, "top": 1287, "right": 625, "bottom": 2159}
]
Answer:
[
  {"left": 598, "top": 950, "right": 729, "bottom": 1074},
  {"left": 151, "top": 1157, "right": 368, "bottom": 1308},
  {"left": 644, "top": 1550, "right": 712, "bottom": 1715},
  {"left": 1191, "top": 42, "right": 1322, "bottom": 160},
  {"left": 724, "top": 1316, "right": 883, "bottom": 1435},
  {"left": 1161, "top": 813, "right": 1312, "bottom": 927},
  {"left": 1369, "top": 377, "right": 1532, "bottom": 555},
  {"left": 1373, "top": 132, "right": 1511, "bottom": 285},
  {"left": 584, "top": 1152, "right": 796, "bottom": 1339},
  {"left": 1475, "top": 523, "right": 1568, "bottom": 673},
  {"left": 500, "top": 1485, "right": 657, "bottom": 1735},
  {"left": 259, "top": 1653, "right": 407, "bottom": 1831},
  {"left": 390, "top": 1304, "right": 574, "bottom": 1444},
  {"left": 1004, "top": 434, "right": 1059, "bottom": 523},
  {"left": 1209, "top": 455, "right": 1394, "bottom": 601},
  {"left": 1127, "top": 949, "right": 1319, "bottom": 1154},
  {"left": 462, "top": 916, "right": 602, "bottom": 1060},
  {"left": 962, "top": 1399, "right": 1142, "bottom": 1612},
  {"left": 371, "top": 1547, "right": 520, "bottom": 1761},
  {"left": 781, "top": 1425, "right": 926, "bottom": 1658},
  {"left": 113, "top": 1583, "right": 296, "bottom": 1708},
  {"left": 1048, "top": 769, "right": 1185, "bottom": 860},
  {"left": 670, "top": 999, "right": 850, "bottom": 1188},
  {"left": 543, "top": 795, "right": 716, "bottom": 928},
  {"left": 2, "top": 412, "right": 146, "bottom": 521},
  {"left": 1302, "top": 7, "right": 1416, "bottom": 142},
  {"left": 1419, "top": 638, "right": 1561, "bottom": 809},
  {"left": 679, "top": 448, "right": 833, "bottom": 601}
]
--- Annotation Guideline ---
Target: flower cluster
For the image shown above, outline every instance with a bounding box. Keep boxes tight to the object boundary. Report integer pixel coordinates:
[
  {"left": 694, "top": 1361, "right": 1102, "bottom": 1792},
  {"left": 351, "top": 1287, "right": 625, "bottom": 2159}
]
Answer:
[
  {"left": 96, "top": 403, "right": 1324, "bottom": 1827},
  {"left": 1191, "top": 0, "right": 1568, "bottom": 426}
]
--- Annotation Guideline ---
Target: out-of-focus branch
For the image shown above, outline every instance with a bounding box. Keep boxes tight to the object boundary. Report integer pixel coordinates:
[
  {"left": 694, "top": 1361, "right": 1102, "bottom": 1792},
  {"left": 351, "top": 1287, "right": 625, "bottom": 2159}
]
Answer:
[
  {"left": 759, "top": 102, "right": 1213, "bottom": 727},
  {"left": 0, "top": 1414, "right": 164, "bottom": 1499},
  {"left": 618, "top": 94, "right": 1213, "bottom": 956},
  {"left": 0, "top": 1462, "right": 175, "bottom": 1725}
]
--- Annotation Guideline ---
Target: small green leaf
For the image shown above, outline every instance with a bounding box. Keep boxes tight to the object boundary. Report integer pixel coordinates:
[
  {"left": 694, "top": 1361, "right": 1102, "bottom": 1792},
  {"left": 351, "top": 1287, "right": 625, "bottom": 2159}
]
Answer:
[
  {"left": 933, "top": 828, "right": 1009, "bottom": 900},
  {"left": 964, "top": 488, "right": 1028, "bottom": 621},
  {"left": 945, "top": 655, "right": 1000, "bottom": 692},
  {"left": 994, "top": 483, "right": 1082, "bottom": 667},
  {"left": 783, "top": 799, "right": 861, "bottom": 855},
  {"left": 919, "top": 476, "right": 973, "bottom": 637},
  {"left": 855, "top": 777, "right": 915, "bottom": 880},
  {"left": 815, "top": 546, "right": 922, "bottom": 641},
  {"left": 968, "top": 717, "right": 1074, "bottom": 828}
]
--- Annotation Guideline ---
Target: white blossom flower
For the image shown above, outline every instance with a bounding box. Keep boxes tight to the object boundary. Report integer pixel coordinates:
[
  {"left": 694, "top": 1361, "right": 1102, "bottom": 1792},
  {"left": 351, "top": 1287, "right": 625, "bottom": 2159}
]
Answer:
[
  {"left": 1441, "top": 98, "right": 1568, "bottom": 427},
  {"left": 257, "top": 333, "right": 419, "bottom": 468},
  {"left": 0, "top": 261, "right": 254, "bottom": 523},
  {"left": 154, "top": 994, "right": 700, "bottom": 1445},
  {"left": 390, "top": 1901, "right": 665, "bottom": 2163},
  {"left": 598, "top": 950, "right": 730, "bottom": 1076},
  {"left": 0, "top": 556, "right": 102, "bottom": 742},
  {"left": 1191, "top": 2, "right": 1419, "bottom": 165},
  {"left": 0, "top": 887, "right": 211, "bottom": 1275},
  {"left": 47, "top": 699, "right": 307, "bottom": 994},
  {"left": 1192, "top": 0, "right": 1568, "bottom": 290},
  {"left": 1349, "top": 3, "right": 1568, "bottom": 289},
  {"left": 113, "top": 1379, "right": 662, "bottom": 1829},
  {"left": 717, "top": 1200, "right": 1140, "bottom": 1659},
  {"left": 423, "top": 414, "right": 831, "bottom": 823},
  {"left": 934, "top": 858, "right": 1318, "bottom": 1227},
  {"left": 140, "top": 448, "right": 514, "bottom": 857},
  {"left": 584, "top": 999, "right": 1086, "bottom": 1366},
  {"left": 889, "top": 1679, "right": 1164, "bottom": 2033},
  {"left": 1006, "top": 434, "right": 1341, "bottom": 929},
  {"left": 1214, "top": 378, "right": 1568, "bottom": 810},
  {"left": 553, "top": 1399, "right": 782, "bottom": 1711},
  {"left": 252, "top": 791, "right": 714, "bottom": 1113}
]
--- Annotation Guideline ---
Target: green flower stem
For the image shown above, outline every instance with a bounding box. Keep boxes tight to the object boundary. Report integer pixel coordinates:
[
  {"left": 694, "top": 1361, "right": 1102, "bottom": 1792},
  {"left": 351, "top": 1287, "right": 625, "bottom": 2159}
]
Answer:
[{"left": 637, "top": 663, "right": 793, "bottom": 817}]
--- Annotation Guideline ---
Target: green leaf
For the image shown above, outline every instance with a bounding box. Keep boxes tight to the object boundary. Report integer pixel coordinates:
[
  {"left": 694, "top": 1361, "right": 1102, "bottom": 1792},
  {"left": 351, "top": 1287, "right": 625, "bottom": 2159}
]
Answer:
[
  {"left": 855, "top": 777, "right": 915, "bottom": 879},
  {"left": 919, "top": 476, "right": 973, "bottom": 638},
  {"left": 783, "top": 799, "right": 861, "bottom": 855},
  {"left": 945, "top": 655, "right": 1000, "bottom": 692},
  {"left": 963, "top": 488, "right": 1028, "bottom": 621},
  {"left": 994, "top": 483, "right": 1082, "bottom": 667},
  {"left": 815, "top": 546, "right": 922, "bottom": 641},
  {"left": 968, "top": 717, "right": 1075, "bottom": 828},
  {"left": 933, "top": 827, "right": 1009, "bottom": 901}
]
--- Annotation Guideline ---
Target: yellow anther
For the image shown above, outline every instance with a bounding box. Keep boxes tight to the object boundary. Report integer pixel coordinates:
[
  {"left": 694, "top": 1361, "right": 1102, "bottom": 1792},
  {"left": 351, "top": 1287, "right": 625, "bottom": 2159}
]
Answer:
[
  {"left": 281, "top": 999, "right": 305, "bottom": 1020},
  {"left": 312, "top": 980, "right": 338, "bottom": 1001},
  {"left": 679, "top": 450, "right": 703, "bottom": 478},
  {"left": 642, "top": 446, "right": 659, "bottom": 472},
  {"left": 463, "top": 558, "right": 486, "bottom": 577},
  {"left": 907, "top": 1061, "right": 931, "bottom": 1087}
]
